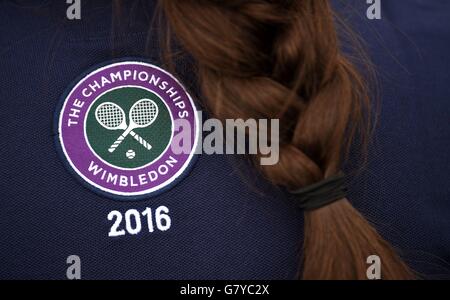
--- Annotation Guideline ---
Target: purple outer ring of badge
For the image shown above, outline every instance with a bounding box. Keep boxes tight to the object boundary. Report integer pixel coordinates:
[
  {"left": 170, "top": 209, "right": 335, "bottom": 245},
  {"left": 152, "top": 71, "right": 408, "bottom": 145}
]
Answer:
[{"left": 58, "top": 61, "right": 198, "bottom": 196}]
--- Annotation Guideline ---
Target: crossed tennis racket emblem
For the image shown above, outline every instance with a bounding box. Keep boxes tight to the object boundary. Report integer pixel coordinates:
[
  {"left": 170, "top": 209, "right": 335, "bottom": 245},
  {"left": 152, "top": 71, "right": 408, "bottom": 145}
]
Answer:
[{"left": 95, "top": 99, "right": 159, "bottom": 153}]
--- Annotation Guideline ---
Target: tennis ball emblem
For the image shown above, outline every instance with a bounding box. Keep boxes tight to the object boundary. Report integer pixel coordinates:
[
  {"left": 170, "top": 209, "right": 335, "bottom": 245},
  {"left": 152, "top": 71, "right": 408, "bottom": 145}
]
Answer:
[
  {"left": 55, "top": 60, "right": 200, "bottom": 199},
  {"left": 126, "top": 150, "right": 136, "bottom": 160}
]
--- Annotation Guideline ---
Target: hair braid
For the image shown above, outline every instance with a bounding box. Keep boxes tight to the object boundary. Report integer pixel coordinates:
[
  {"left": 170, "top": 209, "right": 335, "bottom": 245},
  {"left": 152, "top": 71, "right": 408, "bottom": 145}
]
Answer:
[{"left": 158, "top": 0, "right": 415, "bottom": 279}]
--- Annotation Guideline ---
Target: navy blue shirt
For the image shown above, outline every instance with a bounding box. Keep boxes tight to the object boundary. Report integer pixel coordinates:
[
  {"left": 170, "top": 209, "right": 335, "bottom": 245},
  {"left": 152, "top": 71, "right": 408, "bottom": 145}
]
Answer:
[{"left": 0, "top": 0, "right": 448, "bottom": 279}]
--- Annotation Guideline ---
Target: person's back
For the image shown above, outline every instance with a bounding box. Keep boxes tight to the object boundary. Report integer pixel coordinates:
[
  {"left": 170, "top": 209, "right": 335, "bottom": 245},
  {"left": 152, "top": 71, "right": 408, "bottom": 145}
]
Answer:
[
  {"left": 340, "top": 0, "right": 450, "bottom": 278},
  {"left": 0, "top": 0, "right": 448, "bottom": 279}
]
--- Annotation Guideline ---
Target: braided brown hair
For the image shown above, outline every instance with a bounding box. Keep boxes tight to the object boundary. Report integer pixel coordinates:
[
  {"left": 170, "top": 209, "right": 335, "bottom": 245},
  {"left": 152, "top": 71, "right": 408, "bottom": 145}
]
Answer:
[{"left": 154, "top": 0, "right": 414, "bottom": 279}]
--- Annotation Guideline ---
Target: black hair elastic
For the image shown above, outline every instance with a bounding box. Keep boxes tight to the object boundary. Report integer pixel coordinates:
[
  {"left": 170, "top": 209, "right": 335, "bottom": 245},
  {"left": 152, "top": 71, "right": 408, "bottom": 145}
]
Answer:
[{"left": 290, "top": 172, "right": 347, "bottom": 211}]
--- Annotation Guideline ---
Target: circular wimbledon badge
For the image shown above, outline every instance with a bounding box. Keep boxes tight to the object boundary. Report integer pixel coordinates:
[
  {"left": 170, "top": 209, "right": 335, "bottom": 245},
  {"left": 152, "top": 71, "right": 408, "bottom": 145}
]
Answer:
[{"left": 55, "top": 59, "right": 200, "bottom": 200}]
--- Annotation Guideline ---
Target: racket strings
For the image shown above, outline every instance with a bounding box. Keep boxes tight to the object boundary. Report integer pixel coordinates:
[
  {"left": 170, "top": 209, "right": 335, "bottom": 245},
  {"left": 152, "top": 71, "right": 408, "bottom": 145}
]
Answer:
[
  {"left": 131, "top": 101, "right": 158, "bottom": 126},
  {"left": 96, "top": 104, "right": 124, "bottom": 128}
]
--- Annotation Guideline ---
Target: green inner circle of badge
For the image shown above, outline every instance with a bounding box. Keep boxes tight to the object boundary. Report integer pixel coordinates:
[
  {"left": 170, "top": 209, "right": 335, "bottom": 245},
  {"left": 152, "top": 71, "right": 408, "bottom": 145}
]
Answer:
[{"left": 85, "top": 86, "right": 173, "bottom": 169}]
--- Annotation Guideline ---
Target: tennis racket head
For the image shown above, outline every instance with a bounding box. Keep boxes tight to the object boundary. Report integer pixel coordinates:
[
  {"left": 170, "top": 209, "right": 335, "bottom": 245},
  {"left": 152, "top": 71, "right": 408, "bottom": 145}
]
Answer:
[
  {"left": 95, "top": 102, "right": 127, "bottom": 130},
  {"left": 129, "top": 98, "right": 159, "bottom": 128}
]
